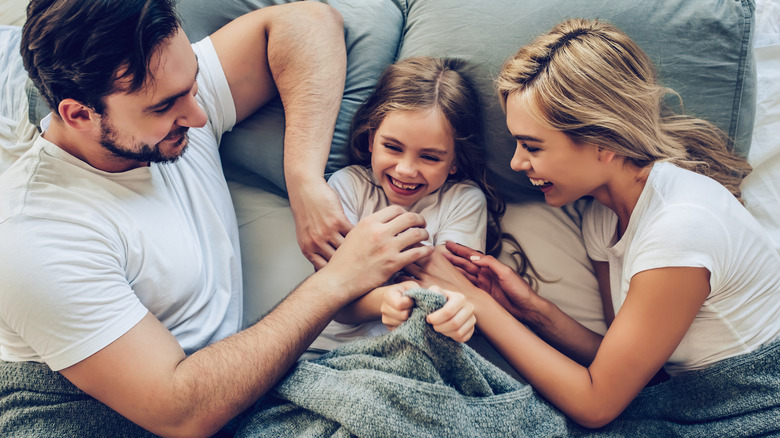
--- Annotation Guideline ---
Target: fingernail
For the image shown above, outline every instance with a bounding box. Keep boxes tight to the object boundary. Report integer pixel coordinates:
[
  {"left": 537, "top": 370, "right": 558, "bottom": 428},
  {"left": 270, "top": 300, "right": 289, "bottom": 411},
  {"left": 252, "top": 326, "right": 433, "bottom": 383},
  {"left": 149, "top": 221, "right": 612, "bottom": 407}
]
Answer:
[{"left": 470, "top": 256, "right": 480, "bottom": 261}]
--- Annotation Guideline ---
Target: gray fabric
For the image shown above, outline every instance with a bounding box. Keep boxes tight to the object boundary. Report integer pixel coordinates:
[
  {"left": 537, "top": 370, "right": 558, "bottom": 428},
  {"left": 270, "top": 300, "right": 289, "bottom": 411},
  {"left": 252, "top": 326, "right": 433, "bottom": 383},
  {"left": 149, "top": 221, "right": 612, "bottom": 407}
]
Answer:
[
  {"left": 0, "top": 361, "right": 156, "bottom": 437},
  {"left": 237, "top": 288, "right": 780, "bottom": 437},
  {"left": 398, "top": 0, "right": 757, "bottom": 203},
  {"left": 177, "top": 0, "right": 405, "bottom": 195},
  {"left": 26, "top": 0, "right": 757, "bottom": 203}
]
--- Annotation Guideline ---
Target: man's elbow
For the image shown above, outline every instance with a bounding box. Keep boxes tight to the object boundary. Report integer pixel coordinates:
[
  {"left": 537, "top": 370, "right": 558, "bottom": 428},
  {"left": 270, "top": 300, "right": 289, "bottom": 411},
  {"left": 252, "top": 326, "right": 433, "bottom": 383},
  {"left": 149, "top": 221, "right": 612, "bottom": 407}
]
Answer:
[{"left": 288, "top": 1, "right": 343, "bottom": 31}]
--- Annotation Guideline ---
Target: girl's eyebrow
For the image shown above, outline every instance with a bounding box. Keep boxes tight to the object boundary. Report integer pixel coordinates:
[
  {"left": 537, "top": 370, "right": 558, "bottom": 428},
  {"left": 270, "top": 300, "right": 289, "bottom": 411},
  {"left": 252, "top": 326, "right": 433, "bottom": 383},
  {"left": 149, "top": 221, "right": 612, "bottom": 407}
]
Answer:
[{"left": 380, "top": 135, "right": 450, "bottom": 155}]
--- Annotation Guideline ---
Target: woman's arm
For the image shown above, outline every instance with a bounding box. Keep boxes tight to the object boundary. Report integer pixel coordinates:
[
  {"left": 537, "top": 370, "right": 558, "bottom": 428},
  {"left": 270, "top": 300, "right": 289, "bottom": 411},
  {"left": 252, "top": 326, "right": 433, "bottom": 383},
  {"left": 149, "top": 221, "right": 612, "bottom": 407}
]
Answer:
[
  {"left": 464, "top": 265, "right": 710, "bottom": 428},
  {"left": 419, "top": 243, "right": 604, "bottom": 365}
]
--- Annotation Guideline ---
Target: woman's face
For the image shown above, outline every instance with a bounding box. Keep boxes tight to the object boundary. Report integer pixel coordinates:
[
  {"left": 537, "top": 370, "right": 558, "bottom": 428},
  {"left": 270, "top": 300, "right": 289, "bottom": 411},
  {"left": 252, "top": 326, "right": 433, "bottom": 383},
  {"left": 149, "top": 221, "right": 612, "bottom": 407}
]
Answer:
[
  {"left": 369, "top": 109, "right": 457, "bottom": 207},
  {"left": 505, "top": 93, "right": 605, "bottom": 207}
]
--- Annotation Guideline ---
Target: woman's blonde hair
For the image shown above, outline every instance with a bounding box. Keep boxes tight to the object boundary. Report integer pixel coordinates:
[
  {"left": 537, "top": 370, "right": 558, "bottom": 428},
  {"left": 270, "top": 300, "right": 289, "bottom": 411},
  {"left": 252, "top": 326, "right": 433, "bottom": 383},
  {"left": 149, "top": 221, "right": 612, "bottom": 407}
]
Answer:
[{"left": 496, "top": 18, "right": 751, "bottom": 199}]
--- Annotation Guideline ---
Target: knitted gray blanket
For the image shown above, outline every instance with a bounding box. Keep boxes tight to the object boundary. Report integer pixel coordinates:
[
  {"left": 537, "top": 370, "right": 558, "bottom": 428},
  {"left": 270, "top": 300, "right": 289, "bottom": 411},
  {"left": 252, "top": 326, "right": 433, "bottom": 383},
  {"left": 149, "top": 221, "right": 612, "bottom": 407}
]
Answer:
[
  {"left": 236, "top": 288, "right": 780, "bottom": 438},
  {"left": 2, "top": 288, "right": 778, "bottom": 437}
]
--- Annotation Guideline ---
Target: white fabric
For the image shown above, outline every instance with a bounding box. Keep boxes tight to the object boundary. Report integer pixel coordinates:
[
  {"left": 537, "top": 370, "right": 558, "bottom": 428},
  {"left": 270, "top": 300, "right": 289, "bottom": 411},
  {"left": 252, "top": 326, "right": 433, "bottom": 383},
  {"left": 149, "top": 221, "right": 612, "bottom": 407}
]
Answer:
[
  {"left": 583, "top": 162, "right": 780, "bottom": 375},
  {"left": 0, "top": 26, "right": 38, "bottom": 174},
  {"left": 0, "top": 37, "right": 242, "bottom": 371},
  {"left": 307, "top": 164, "right": 488, "bottom": 354},
  {"left": 742, "top": 0, "right": 780, "bottom": 254},
  {"left": 328, "top": 164, "right": 488, "bottom": 251}
]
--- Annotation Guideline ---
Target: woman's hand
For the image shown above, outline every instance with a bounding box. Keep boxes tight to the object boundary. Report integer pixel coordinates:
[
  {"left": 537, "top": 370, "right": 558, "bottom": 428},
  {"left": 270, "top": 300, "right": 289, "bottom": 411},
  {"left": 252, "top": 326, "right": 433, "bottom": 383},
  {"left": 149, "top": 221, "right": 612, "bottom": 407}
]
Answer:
[{"left": 443, "top": 241, "right": 544, "bottom": 324}]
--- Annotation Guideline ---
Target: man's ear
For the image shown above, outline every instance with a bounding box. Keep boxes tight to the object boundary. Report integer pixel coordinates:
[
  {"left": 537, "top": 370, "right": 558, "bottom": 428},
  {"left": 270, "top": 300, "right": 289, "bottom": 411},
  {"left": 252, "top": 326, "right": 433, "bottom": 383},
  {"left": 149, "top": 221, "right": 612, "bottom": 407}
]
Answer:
[{"left": 57, "top": 99, "right": 98, "bottom": 131}]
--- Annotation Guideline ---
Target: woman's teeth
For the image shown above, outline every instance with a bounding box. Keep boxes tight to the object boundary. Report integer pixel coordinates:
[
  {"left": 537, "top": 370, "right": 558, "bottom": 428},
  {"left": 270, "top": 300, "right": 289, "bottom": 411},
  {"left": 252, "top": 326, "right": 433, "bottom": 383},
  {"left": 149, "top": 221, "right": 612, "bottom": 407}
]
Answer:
[{"left": 530, "top": 178, "right": 552, "bottom": 187}]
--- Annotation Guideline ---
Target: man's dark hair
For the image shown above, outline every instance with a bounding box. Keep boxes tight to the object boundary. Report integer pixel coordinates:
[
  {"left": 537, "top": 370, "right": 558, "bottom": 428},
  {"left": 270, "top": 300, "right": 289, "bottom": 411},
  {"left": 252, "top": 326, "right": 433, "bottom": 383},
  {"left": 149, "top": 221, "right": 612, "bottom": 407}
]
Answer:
[{"left": 21, "top": 0, "right": 180, "bottom": 115}]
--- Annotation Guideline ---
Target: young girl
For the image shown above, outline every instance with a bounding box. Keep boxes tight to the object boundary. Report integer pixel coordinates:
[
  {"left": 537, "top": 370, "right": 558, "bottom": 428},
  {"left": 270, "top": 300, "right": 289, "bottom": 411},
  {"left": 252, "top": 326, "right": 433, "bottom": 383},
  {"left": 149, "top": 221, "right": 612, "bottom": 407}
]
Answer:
[
  {"left": 404, "top": 19, "right": 780, "bottom": 431},
  {"left": 307, "top": 57, "right": 523, "bottom": 355}
]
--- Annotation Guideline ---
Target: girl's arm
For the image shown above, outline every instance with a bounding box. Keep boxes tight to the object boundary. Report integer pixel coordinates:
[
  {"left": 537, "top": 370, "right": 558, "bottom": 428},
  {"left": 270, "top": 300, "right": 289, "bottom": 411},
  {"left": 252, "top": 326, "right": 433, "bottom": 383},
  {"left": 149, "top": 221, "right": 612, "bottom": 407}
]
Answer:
[
  {"left": 334, "top": 286, "right": 386, "bottom": 324},
  {"left": 421, "top": 253, "right": 711, "bottom": 428},
  {"left": 334, "top": 244, "right": 448, "bottom": 324}
]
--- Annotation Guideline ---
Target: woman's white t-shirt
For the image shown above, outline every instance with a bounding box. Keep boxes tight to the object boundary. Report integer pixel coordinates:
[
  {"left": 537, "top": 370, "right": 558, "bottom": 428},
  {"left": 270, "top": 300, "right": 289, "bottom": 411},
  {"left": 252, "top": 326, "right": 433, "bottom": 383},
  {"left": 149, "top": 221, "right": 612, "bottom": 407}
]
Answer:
[{"left": 583, "top": 162, "right": 780, "bottom": 375}]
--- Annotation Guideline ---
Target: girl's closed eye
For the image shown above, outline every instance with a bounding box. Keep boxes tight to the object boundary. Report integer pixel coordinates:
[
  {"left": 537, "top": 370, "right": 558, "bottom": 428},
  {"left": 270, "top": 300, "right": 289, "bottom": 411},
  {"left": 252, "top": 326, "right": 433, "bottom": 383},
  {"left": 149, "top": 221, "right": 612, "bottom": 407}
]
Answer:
[
  {"left": 421, "top": 154, "right": 442, "bottom": 162},
  {"left": 384, "top": 144, "right": 402, "bottom": 153}
]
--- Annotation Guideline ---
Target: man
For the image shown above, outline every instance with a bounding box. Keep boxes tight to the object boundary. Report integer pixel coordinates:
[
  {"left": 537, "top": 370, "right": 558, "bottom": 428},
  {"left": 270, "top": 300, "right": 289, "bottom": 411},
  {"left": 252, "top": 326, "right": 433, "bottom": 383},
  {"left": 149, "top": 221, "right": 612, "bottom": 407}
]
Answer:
[{"left": 0, "top": 0, "right": 432, "bottom": 435}]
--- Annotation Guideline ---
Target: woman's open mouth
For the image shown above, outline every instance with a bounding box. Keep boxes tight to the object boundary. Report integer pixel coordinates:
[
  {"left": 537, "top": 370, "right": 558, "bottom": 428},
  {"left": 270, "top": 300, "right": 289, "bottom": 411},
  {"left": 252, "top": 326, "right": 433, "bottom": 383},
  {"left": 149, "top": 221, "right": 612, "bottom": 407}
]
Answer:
[{"left": 529, "top": 177, "right": 553, "bottom": 191}]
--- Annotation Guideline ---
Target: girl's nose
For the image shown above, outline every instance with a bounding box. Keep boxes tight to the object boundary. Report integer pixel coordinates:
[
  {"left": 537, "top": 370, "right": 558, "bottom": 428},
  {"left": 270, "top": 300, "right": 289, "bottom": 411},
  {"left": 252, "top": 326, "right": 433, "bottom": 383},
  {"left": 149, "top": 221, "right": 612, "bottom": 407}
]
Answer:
[{"left": 395, "top": 156, "right": 418, "bottom": 177}]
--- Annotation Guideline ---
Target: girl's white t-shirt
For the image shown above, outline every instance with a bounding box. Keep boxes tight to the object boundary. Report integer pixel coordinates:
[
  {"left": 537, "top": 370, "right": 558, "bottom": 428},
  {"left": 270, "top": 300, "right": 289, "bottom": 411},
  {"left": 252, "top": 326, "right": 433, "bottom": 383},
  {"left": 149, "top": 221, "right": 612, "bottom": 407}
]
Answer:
[{"left": 307, "top": 164, "right": 488, "bottom": 354}]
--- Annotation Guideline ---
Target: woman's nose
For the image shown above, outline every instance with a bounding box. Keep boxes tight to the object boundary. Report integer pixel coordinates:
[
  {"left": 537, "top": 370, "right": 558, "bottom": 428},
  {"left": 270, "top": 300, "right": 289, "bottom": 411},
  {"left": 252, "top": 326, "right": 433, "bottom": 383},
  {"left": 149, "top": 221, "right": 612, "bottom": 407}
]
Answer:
[{"left": 510, "top": 147, "right": 531, "bottom": 172}]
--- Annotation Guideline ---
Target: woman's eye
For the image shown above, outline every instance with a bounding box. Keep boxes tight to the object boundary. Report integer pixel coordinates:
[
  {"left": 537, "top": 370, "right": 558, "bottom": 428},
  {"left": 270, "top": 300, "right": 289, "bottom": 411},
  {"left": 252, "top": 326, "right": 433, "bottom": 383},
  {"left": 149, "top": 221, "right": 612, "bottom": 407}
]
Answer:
[{"left": 522, "top": 142, "right": 541, "bottom": 153}]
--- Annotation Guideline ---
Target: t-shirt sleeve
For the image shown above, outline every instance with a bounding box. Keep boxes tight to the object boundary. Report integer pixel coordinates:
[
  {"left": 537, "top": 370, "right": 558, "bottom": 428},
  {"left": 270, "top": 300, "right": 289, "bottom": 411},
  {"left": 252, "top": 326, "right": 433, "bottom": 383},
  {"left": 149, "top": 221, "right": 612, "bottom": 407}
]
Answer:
[
  {"left": 627, "top": 205, "right": 724, "bottom": 278},
  {"left": 582, "top": 200, "right": 617, "bottom": 262},
  {"left": 435, "top": 183, "right": 487, "bottom": 252},
  {"left": 327, "top": 166, "right": 364, "bottom": 226},
  {"left": 191, "top": 37, "right": 237, "bottom": 143},
  {"left": 0, "top": 216, "right": 148, "bottom": 371}
]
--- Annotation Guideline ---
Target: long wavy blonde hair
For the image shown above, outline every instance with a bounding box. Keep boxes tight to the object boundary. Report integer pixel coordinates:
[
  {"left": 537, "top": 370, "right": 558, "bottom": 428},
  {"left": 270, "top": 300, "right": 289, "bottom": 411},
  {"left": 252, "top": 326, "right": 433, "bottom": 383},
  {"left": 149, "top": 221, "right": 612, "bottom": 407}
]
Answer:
[{"left": 496, "top": 18, "right": 751, "bottom": 199}]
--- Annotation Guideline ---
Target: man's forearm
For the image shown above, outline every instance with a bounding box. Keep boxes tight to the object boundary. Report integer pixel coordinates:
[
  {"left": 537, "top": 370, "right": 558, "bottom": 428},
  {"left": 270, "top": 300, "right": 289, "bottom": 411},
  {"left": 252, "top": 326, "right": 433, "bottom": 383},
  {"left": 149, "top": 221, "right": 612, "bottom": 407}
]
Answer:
[{"left": 165, "top": 273, "right": 345, "bottom": 436}]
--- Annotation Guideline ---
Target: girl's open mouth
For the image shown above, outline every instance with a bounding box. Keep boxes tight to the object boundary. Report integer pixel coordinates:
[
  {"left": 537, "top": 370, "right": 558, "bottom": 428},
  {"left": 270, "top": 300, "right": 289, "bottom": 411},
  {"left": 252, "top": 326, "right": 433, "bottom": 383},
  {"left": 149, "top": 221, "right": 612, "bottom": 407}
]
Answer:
[{"left": 387, "top": 175, "right": 423, "bottom": 195}]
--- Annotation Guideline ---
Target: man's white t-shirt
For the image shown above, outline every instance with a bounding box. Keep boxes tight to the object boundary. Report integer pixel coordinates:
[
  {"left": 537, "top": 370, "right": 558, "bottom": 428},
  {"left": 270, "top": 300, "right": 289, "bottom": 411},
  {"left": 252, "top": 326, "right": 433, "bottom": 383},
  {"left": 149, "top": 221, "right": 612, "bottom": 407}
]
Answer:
[
  {"left": 583, "top": 162, "right": 780, "bottom": 375},
  {"left": 0, "top": 38, "right": 241, "bottom": 371},
  {"left": 307, "top": 164, "right": 488, "bottom": 354}
]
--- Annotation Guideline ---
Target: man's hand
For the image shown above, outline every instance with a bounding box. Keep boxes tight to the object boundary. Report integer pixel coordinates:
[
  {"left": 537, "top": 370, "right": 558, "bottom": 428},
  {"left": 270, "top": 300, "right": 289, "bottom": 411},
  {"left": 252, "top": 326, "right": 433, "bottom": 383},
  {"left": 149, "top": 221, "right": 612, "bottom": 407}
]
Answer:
[
  {"left": 317, "top": 206, "right": 433, "bottom": 300},
  {"left": 288, "top": 177, "right": 353, "bottom": 270}
]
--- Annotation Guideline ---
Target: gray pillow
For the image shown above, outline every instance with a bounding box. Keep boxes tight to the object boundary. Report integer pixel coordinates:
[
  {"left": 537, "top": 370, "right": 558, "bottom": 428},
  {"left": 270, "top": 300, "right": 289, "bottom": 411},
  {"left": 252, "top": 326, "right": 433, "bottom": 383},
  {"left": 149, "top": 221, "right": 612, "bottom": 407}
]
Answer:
[
  {"left": 397, "top": 0, "right": 757, "bottom": 202},
  {"left": 178, "top": 0, "right": 405, "bottom": 194}
]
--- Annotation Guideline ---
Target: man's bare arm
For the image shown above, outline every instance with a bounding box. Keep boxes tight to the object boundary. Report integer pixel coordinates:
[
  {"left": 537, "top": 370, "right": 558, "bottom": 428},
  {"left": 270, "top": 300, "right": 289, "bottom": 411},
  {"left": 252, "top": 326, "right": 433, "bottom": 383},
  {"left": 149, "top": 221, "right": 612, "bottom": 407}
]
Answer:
[
  {"left": 59, "top": 206, "right": 433, "bottom": 437},
  {"left": 210, "top": 2, "right": 352, "bottom": 269}
]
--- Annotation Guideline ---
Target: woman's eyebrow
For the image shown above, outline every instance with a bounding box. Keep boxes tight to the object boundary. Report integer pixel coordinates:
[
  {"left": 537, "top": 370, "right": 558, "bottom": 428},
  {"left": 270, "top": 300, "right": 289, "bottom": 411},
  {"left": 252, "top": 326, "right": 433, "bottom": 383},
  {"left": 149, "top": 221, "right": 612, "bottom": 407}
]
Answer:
[{"left": 514, "top": 134, "right": 544, "bottom": 142}]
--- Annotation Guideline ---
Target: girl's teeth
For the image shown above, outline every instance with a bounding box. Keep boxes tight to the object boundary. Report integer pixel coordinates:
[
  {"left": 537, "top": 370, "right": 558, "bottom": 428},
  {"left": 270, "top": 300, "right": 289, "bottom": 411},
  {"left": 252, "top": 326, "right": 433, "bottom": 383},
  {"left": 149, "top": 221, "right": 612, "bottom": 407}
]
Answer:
[{"left": 392, "top": 178, "right": 420, "bottom": 190}]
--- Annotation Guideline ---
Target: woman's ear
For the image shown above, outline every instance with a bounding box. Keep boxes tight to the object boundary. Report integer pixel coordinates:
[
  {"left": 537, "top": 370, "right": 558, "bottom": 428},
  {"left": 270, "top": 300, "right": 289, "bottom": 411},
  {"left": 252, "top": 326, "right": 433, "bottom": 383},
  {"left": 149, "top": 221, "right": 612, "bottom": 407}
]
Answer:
[
  {"left": 596, "top": 146, "right": 616, "bottom": 164},
  {"left": 57, "top": 99, "right": 98, "bottom": 131}
]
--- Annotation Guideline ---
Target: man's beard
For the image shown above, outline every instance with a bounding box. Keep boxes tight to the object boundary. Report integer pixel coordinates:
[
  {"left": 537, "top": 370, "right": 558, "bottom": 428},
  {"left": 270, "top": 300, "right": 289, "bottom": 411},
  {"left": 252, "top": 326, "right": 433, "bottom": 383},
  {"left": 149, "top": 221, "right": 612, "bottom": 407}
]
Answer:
[{"left": 99, "top": 117, "right": 189, "bottom": 164}]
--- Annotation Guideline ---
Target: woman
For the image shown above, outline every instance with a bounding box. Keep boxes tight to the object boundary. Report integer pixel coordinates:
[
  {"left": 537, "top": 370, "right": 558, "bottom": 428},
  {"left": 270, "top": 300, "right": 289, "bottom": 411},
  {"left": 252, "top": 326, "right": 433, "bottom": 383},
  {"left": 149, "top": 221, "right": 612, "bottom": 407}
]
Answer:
[{"left": 402, "top": 18, "right": 780, "bottom": 430}]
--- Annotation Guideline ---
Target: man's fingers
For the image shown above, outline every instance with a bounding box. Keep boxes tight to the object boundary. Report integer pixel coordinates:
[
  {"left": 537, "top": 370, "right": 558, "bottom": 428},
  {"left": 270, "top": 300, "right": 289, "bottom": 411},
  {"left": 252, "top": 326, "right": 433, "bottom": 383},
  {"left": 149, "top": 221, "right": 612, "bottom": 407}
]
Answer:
[{"left": 308, "top": 253, "right": 328, "bottom": 271}]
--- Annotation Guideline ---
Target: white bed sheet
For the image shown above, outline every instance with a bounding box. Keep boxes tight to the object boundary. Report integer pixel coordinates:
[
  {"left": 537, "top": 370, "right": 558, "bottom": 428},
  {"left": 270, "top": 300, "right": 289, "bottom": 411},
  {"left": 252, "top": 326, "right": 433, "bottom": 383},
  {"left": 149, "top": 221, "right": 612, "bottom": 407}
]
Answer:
[{"left": 742, "top": 0, "right": 780, "bottom": 253}]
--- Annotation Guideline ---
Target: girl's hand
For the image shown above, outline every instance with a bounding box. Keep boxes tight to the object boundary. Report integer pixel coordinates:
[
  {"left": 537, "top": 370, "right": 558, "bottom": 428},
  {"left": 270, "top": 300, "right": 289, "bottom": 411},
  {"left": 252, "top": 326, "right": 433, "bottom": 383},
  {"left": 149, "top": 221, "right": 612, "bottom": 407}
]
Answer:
[
  {"left": 380, "top": 281, "right": 420, "bottom": 330},
  {"left": 425, "top": 285, "right": 476, "bottom": 343}
]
